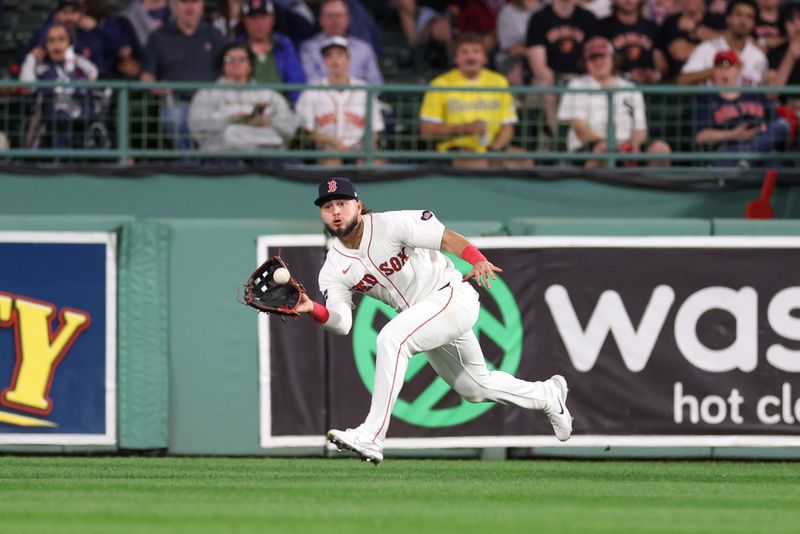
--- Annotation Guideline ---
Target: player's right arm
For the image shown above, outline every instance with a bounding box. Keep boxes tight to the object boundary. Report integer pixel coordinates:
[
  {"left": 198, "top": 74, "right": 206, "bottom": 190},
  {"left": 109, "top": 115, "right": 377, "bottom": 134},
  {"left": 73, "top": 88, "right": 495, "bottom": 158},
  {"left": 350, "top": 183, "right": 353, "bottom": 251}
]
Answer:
[{"left": 297, "top": 262, "right": 354, "bottom": 335}]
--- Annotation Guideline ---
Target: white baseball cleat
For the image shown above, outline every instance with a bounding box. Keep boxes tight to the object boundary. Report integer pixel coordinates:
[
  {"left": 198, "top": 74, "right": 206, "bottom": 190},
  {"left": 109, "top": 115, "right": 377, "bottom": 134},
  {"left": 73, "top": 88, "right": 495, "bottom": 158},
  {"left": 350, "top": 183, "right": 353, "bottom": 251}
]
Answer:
[
  {"left": 327, "top": 428, "right": 384, "bottom": 465},
  {"left": 544, "top": 375, "right": 573, "bottom": 442}
]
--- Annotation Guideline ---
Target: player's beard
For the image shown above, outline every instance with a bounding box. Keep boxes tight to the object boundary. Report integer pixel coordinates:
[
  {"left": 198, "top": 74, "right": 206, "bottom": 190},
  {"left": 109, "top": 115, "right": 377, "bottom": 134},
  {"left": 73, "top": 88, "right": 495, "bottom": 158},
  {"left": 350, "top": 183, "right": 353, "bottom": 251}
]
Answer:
[{"left": 326, "top": 216, "right": 360, "bottom": 238}]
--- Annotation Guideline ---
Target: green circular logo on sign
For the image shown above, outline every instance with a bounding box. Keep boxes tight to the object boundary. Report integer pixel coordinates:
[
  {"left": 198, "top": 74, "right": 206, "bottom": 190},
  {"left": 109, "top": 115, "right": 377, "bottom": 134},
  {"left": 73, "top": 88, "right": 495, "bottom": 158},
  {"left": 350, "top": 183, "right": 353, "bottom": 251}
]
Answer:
[{"left": 351, "top": 254, "right": 523, "bottom": 428}]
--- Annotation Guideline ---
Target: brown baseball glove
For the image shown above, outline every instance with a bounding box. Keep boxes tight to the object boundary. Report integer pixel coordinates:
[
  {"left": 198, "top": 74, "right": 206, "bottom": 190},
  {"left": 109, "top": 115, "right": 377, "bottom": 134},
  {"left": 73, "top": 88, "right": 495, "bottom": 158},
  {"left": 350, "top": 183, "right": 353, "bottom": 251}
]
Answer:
[{"left": 242, "top": 256, "right": 304, "bottom": 317}]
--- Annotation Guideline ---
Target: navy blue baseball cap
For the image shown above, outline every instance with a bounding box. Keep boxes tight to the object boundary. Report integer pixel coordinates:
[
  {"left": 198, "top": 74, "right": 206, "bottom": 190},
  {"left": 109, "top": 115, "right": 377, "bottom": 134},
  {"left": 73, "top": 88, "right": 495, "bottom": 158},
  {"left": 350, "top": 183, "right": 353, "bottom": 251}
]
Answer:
[{"left": 314, "top": 177, "right": 359, "bottom": 206}]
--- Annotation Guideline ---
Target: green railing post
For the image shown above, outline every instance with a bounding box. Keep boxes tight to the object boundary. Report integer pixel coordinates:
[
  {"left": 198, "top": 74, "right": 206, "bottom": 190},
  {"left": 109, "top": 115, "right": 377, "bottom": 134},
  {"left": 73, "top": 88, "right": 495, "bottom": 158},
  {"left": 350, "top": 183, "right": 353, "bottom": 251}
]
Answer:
[
  {"left": 117, "top": 84, "right": 130, "bottom": 166},
  {"left": 364, "top": 85, "right": 374, "bottom": 165},
  {"left": 606, "top": 91, "right": 616, "bottom": 169}
]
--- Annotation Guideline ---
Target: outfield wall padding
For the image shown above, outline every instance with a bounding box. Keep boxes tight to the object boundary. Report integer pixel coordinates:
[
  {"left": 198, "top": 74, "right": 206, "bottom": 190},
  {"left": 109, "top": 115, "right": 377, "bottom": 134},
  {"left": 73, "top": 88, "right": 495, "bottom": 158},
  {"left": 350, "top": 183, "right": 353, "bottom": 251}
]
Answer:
[
  {"left": 712, "top": 219, "right": 800, "bottom": 235},
  {"left": 2, "top": 179, "right": 800, "bottom": 457},
  {"left": 117, "top": 221, "right": 170, "bottom": 450}
]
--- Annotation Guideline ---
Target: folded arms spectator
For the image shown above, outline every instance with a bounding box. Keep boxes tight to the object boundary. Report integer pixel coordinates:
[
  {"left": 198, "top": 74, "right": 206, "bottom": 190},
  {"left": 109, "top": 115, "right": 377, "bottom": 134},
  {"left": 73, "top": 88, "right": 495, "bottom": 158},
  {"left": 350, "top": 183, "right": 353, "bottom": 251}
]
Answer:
[{"left": 188, "top": 42, "right": 298, "bottom": 153}]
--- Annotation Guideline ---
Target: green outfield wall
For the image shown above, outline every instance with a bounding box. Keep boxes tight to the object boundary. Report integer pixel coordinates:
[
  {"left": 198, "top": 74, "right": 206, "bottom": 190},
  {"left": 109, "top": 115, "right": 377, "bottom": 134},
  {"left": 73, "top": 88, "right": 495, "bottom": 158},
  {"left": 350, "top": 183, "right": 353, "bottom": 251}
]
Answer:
[
  {"left": 0, "top": 172, "right": 798, "bottom": 220},
  {"left": 1, "top": 172, "right": 798, "bottom": 458}
]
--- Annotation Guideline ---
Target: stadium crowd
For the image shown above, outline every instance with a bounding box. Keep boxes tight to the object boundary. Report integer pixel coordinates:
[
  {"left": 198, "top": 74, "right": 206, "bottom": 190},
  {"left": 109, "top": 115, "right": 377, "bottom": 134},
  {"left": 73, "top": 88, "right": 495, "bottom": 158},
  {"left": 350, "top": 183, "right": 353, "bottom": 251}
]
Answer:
[{"left": 7, "top": 0, "right": 800, "bottom": 167}]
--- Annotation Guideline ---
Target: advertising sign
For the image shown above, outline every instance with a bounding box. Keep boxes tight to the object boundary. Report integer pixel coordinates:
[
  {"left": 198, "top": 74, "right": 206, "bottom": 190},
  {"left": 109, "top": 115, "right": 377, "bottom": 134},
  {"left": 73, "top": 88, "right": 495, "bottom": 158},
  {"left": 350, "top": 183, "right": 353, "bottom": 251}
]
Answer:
[
  {"left": 259, "top": 236, "right": 800, "bottom": 449},
  {"left": 0, "top": 232, "right": 116, "bottom": 445}
]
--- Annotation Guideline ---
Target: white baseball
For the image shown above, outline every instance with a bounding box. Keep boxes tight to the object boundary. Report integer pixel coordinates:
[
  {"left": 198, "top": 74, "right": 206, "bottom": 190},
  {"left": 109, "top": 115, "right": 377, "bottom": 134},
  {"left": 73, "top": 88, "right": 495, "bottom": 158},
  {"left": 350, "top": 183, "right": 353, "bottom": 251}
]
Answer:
[{"left": 273, "top": 267, "right": 291, "bottom": 285}]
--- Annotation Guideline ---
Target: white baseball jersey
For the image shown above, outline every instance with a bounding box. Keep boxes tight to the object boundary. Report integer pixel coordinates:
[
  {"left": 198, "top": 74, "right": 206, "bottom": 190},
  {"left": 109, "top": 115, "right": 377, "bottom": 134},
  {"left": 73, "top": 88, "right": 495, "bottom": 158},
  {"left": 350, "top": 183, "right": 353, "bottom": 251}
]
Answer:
[
  {"left": 680, "top": 37, "right": 768, "bottom": 86},
  {"left": 318, "top": 210, "right": 462, "bottom": 319},
  {"left": 295, "top": 77, "right": 385, "bottom": 149},
  {"left": 315, "top": 209, "right": 558, "bottom": 447},
  {"left": 557, "top": 75, "right": 647, "bottom": 151}
]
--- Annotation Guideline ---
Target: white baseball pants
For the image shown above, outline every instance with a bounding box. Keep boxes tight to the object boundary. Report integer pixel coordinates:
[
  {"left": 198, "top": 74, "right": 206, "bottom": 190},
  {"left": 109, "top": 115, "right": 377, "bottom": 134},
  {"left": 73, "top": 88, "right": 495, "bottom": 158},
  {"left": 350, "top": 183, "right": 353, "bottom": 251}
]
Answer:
[{"left": 360, "top": 281, "right": 557, "bottom": 447}]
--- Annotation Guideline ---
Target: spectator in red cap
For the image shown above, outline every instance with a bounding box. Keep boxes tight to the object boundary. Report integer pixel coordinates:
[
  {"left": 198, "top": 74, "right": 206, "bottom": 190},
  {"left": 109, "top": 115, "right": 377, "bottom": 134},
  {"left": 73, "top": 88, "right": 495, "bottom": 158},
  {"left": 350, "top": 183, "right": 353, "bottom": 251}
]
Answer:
[
  {"left": 557, "top": 36, "right": 671, "bottom": 167},
  {"left": 694, "top": 49, "right": 790, "bottom": 167}
]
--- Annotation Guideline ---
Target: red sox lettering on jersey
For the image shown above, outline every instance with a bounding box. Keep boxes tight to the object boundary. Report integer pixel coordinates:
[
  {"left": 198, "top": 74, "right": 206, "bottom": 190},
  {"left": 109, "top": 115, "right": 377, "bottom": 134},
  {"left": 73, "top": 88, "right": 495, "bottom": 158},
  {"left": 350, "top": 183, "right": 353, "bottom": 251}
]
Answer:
[
  {"left": 319, "top": 210, "right": 462, "bottom": 312},
  {"left": 352, "top": 248, "right": 410, "bottom": 292},
  {"left": 295, "top": 79, "right": 385, "bottom": 149}
]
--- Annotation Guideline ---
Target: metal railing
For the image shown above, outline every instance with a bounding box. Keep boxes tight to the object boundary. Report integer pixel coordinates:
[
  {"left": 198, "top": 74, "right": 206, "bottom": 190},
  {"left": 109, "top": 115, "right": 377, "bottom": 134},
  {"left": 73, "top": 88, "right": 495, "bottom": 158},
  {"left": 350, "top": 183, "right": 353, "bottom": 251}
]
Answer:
[{"left": 0, "top": 80, "right": 797, "bottom": 169}]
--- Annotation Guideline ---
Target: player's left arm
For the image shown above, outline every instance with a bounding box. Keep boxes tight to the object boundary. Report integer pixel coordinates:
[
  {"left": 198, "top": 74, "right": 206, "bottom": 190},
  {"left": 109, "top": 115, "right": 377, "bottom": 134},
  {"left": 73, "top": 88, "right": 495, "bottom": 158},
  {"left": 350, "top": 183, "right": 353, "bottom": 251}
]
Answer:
[{"left": 440, "top": 229, "right": 503, "bottom": 288}]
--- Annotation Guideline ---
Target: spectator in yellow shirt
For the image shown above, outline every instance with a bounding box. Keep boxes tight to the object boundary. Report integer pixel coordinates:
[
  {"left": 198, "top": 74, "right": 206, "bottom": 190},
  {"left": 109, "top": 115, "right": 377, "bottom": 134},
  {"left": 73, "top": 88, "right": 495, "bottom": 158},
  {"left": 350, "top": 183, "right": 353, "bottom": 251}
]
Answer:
[{"left": 419, "top": 33, "right": 530, "bottom": 168}]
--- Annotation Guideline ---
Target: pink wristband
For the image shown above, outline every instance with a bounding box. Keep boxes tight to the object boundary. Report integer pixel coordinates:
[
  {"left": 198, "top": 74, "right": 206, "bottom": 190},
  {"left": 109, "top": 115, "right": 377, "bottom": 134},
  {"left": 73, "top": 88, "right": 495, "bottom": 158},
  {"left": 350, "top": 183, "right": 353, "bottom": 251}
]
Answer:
[
  {"left": 309, "top": 301, "right": 330, "bottom": 324},
  {"left": 461, "top": 245, "right": 487, "bottom": 265}
]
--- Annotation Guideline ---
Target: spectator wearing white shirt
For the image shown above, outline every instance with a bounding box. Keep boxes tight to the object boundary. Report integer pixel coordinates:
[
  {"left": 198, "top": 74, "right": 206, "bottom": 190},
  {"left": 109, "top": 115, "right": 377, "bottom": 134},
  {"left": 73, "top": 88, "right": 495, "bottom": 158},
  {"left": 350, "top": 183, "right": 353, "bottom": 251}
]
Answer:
[
  {"left": 678, "top": 0, "right": 768, "bottom": 86},
  {"left": 296, "top": 36, "right": 385, "bottom": 166},
  {"left": 557, "top": 36, "right": 671, "bottom": 167}
]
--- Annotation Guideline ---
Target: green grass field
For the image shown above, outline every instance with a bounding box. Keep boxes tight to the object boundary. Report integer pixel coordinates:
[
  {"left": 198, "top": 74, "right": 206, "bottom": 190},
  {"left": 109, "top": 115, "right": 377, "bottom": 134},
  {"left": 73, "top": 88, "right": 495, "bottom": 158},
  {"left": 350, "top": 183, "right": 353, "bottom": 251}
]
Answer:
[{"left": 1, "top": 456, "right": 799, "bottom": 533}]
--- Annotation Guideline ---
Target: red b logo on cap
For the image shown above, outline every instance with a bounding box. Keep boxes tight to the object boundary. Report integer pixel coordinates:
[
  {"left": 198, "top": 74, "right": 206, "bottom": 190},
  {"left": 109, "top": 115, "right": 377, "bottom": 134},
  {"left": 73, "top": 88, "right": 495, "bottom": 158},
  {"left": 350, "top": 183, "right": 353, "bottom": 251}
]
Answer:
[{"left": 327, "top": 180, "right": 338, "bottom": 193}]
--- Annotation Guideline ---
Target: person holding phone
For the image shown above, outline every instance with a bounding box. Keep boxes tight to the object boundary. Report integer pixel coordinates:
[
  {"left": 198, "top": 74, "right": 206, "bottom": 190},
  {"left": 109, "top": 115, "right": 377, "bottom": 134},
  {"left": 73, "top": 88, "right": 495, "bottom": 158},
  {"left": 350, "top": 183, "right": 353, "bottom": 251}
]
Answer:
[{"left": 693, "top": 50, "right": 790, "bottom": 167}]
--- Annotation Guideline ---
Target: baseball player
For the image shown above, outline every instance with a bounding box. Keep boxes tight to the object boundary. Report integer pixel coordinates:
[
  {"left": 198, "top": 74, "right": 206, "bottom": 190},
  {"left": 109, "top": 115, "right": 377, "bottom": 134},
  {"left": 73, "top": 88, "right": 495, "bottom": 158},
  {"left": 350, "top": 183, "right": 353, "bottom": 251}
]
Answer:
[{"left": 295, "top": 177, "right": 573, "bottom": 464}]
